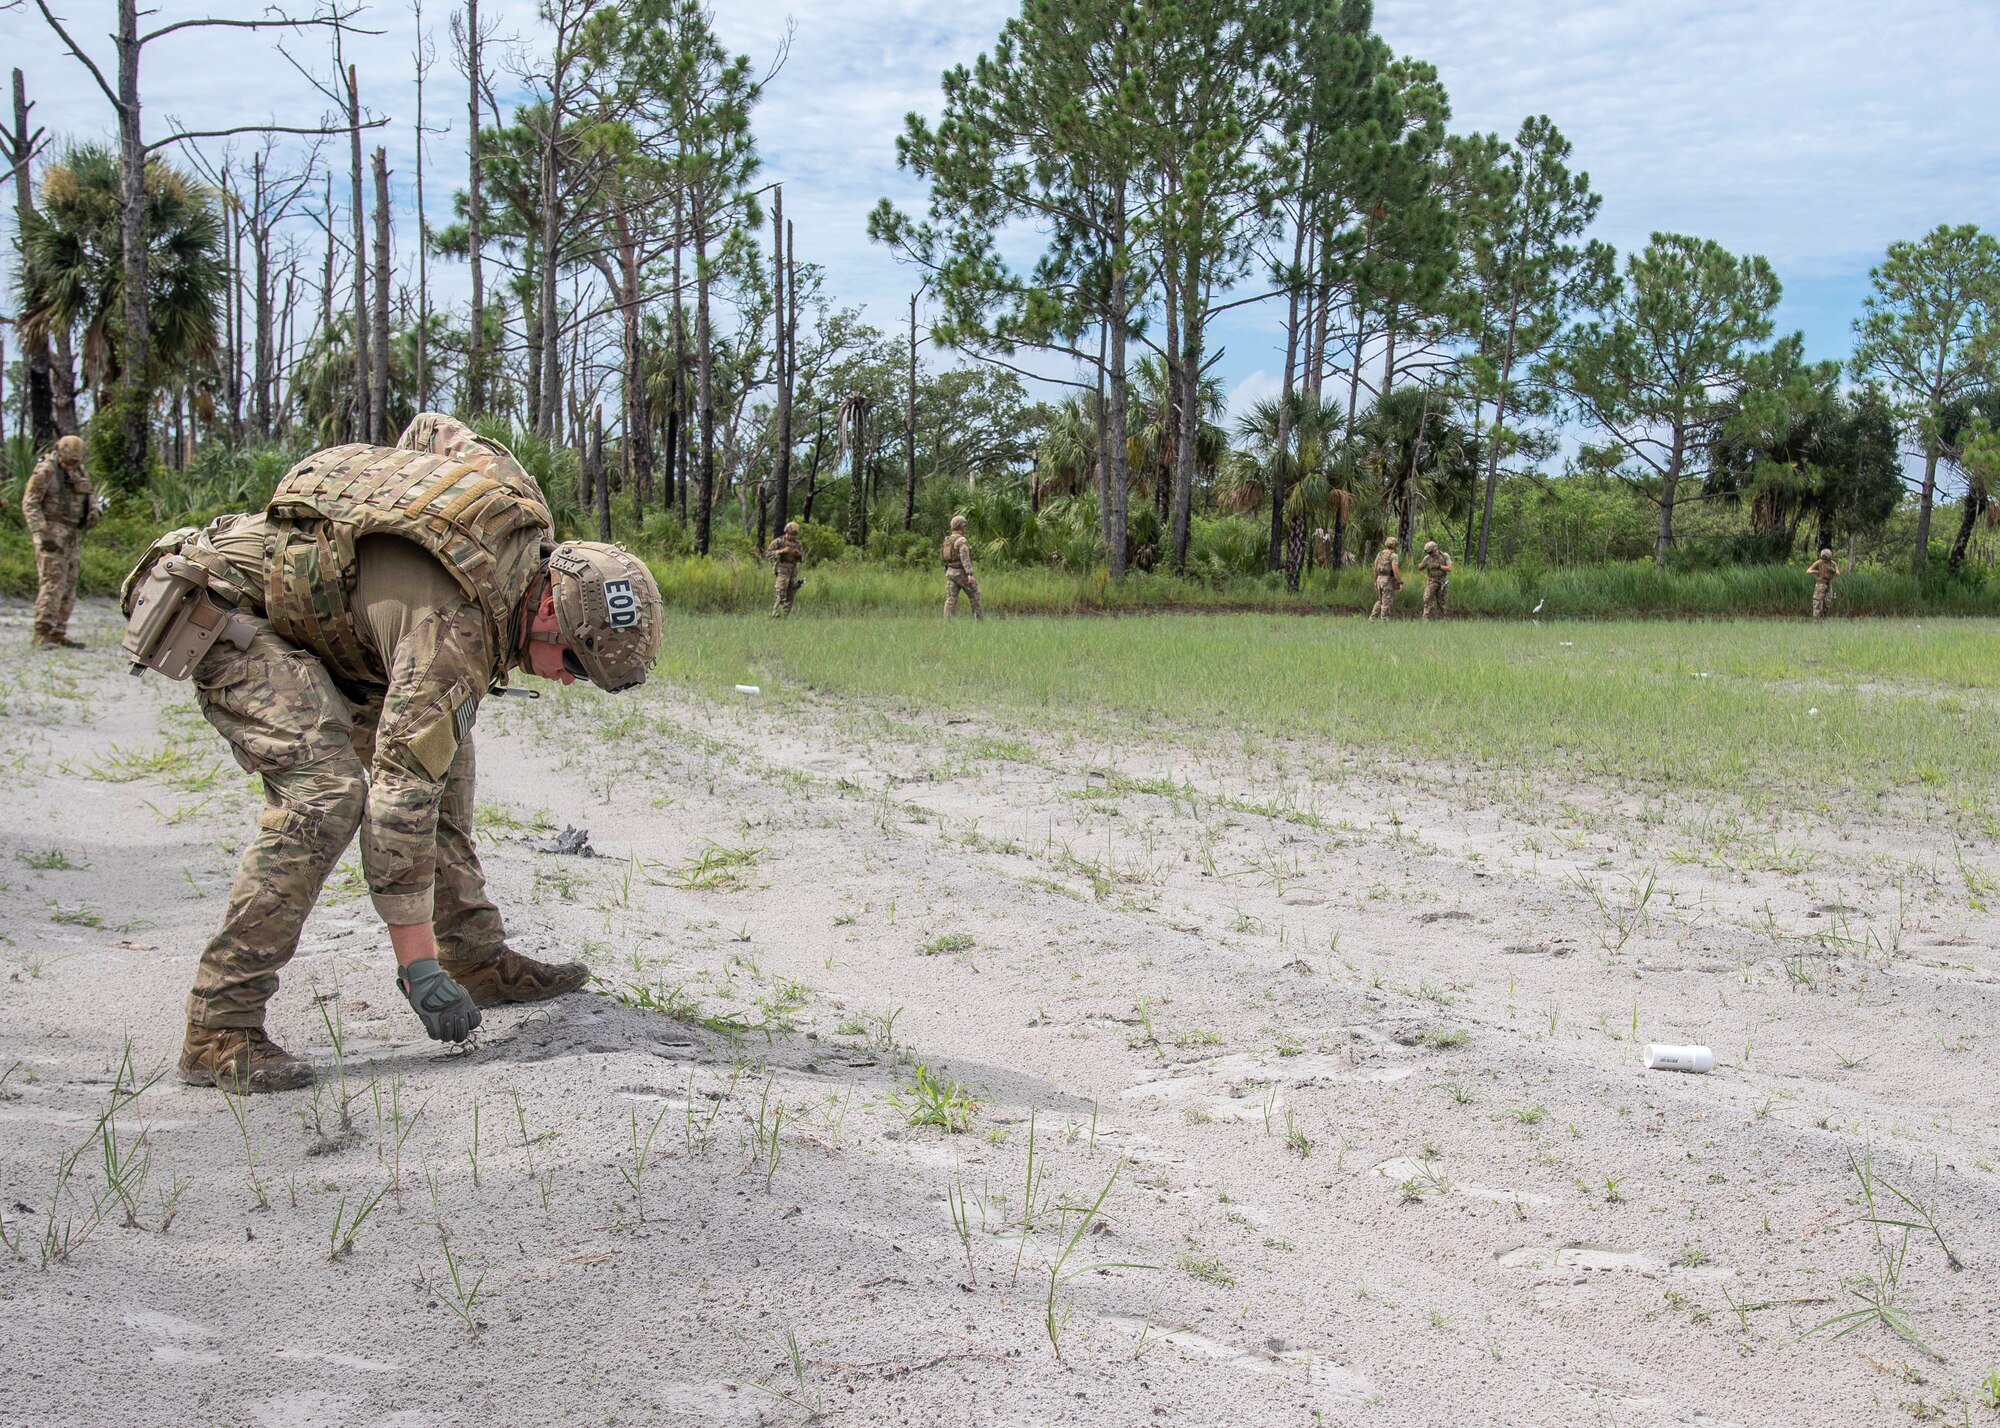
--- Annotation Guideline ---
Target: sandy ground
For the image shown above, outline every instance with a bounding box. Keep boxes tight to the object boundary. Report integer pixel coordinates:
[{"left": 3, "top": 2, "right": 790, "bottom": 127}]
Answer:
[{"left": 1, "top": 599, "right": 1998, "bottom": 1428}]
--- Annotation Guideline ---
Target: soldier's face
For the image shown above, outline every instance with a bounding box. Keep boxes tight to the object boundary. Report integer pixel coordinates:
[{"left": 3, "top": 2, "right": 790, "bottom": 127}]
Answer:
[{"left": 524, "top": 592, "right": 576, "bottom": 685}]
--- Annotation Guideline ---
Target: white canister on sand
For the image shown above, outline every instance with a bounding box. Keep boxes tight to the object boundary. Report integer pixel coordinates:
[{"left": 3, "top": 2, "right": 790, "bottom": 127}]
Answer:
[{"left": 1642, "top": 1043, "right": 1714, "bottom": 1074}]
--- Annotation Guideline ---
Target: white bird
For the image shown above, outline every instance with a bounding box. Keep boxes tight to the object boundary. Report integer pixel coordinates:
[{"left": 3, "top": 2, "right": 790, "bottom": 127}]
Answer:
[{"left": 1531, "top": 598, "right": 1545, "bottom": 615}]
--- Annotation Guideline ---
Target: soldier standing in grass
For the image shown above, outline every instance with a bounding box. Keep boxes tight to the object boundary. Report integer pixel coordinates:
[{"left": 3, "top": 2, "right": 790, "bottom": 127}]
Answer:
[
  {"left": 1418, "top": 540, "right": 1453, "bottom": 620},
  {"left": 1806, "top": 547, "right": 1839, "bottom": 620},
  {"left": 120, "top": 414, "right": 664, "bottom": 1091},
  {"left": 767, "top": 519, "right": 805, "bottom": 616},
  {"left": 942, "top": 514, "right": 982, "bottom": 619},
  {"left": 23, "top": 434, "right": 100, "bottom": 648},
  {"left": 1368, "top": 536, "right": 1402, "bottom": 620}
]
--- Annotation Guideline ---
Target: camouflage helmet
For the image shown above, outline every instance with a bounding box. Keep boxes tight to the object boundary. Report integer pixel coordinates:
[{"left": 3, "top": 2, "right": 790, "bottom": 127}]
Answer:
[
  {"left": 1820, "top": 548, "right": 1833, "bottom": 559},
  {"left": 545, "top": 542, "right": 662, "bottom": 693},
  {"left": 55, "top": 435, "right": 84, "bottom": 465},
  {"left": 784, "top": 520, "right": 800, "bottom": 536},
  {"left": 950, "top": 514, "right": 967, "bottom": 531},
  {"left": 1424, "top": 540, "right": 1438, "bottom": 553},
  {"left": 1384, "top": 536, "right": 1399, "bottom": 549}
]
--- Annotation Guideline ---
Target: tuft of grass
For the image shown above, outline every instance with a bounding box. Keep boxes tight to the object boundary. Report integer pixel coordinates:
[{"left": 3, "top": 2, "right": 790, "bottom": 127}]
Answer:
[
  {"left": 889, "top": 1063, "right": 978, "bottom": 1133},
  {"left": 659, "top": 841, "right": 765, "bottom": 893},
  {"left": 19, "top": 848, "right": 86, "bottom": 871},
  {"left": 1175, "top": 1250, "right": 1235, "bottom": 1287},
  {"left": 919, "top": 931, "right": 976, "bottom": 956}
]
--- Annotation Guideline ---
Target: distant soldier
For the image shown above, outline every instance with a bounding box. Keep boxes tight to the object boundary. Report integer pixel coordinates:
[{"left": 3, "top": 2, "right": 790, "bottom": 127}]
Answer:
[
  {"left": 1418, "top": 540, "right": 1453, "bottom": 620},
  {"left": 942, "top": 514, "right": 982, "bottom": 619},
  {"left": 1806, "top": 547, "right": 1839, "bottom": 620},
  {"left": 767, "top": 519, "right": 805, "bottom": 616},
  {"left": 1368, "top": 537, "right": 1402, "bottom": 620},
  {"left": 1310, "top": 528, "right": 1334, "bottom": 570},
  {"left": 23, "top": 434, "right": 100, "bottom": 648}
]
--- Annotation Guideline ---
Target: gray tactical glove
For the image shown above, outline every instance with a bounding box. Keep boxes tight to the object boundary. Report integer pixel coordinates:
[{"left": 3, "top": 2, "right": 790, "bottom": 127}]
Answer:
[{"left": 397, "top": 958, "right": 482, "bottom": 1042}]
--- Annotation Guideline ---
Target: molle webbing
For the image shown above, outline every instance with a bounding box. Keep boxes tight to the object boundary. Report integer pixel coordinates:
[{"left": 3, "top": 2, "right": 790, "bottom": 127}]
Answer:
[{"left": 264, "top": 444, "right": 551, "bottom": 689}]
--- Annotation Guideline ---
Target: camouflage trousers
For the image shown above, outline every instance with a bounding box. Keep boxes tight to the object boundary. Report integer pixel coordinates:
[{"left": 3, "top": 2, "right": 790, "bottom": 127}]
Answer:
[
  {"left": 1812, "top": 582, "right": 1831, "bottom": 620},
  {"left": 32, "top": 525, "right": 82, "bottom": 641},
  {"left": 945, "top": 569, "right": 982, "bottom": 618},
  {"left": 1368, "top": 575, "right": 1397, "bottom": 620},
  {"left": 1423, "top": 578, "right": 1446, "bottom": 620},
  {"left": 773, "top": 568, "right": 800, "bottom": 616},
  {"left": 186, "top": 616, "right": 506, "bottom": 1028}
]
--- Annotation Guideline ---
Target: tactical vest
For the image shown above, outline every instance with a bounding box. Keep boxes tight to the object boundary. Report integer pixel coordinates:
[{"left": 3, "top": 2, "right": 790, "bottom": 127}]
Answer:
[
  {"left": 34, "top": 456, "right": 95, "bottom": 527},
  {"left": 1374, "top": 549, "right": 1396, "bottom": 578},
  {"left": 263, "top": 443, "right": 552, "bottom": 690}
]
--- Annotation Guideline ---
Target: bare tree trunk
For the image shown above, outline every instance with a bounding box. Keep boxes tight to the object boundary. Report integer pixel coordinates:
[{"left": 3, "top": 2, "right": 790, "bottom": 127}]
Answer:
[
  {"left": 1093, "top": 325, "right": 1110, "bottom": 558},
  {"left": 371, "top": 146, "right": 391, "bottom": 442},
  {"left": 1105, "top": 204, "right": 1132, "bottom": 580},
  {"left": 464, "top": 0, "right": 485, "bottom": 415},
  {"left": 801, "top": 406, "right": 823, "bottom": 523},
  {"left": 772, "top": 192, "right": 792, "bottom": 529},
  {"left": 535, "top": 114, "right": 560, "bottom": 438},
  {"left": 905, "top": 290, "right": 918, "bottom": 530},
  {"left": 413, "top": 0, "right": 429, "bottom": 412},
  {"left": 347, "top": 65, "right": 371, "bottom": 443},
  {"left": 51, "top": 326, "right": 79, "bottom": 435},
  {"left": 116, "top": 0, "right": 152, "bottom": 481},
  {"left": 1914, "top": 441, "right": 1940, "bottom": 574},
  {"left": 668, "top": 188, "right": 685, "bottom": 518},
  {"left": 10, "top": 68, "right": 57, "bottom": 447},
  {"left": 694, "top": 215, "right": 715, "bottom": 555},
  {"left": 227, "top": 176, "right": 244, "bottom": 441},
  {"left": 1656, "top": 430, "right": 1684, "bottom": 569},
  {"left": 1273, "top": 214, "right": 1305, "bottom": 575},
  {"left": 251, "top": 156, "right": 273, "bottom": 438},
  {"left": 275, "top": 267, "right": 296, "bottom": 432},
  {"left": 593, "top": 405, "right": 610, "bottom": 542}
]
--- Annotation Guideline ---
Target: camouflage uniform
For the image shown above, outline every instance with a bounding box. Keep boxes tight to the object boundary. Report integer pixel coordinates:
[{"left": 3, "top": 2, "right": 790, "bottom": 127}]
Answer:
[
  {"left": 1806, "top": 552, "right": 1838, "bottom": 620},
  {"left": 22, "top": 439, "right": 98, "bottom": 646},
  {"left": 1417, "top": 542, "right": 1452, "bottom": 620},
  {"left": 1368, "top": 543, "right": 1402, "bottom": 620},
  {"left": 943, "top": 524, "right": 982, "bottom": 618},
  {"left": 180, "top": 426, "right": 544, "bottom": 1029},
  {"left": 767, "top": 525, "right": 804, "bottom": 616}
]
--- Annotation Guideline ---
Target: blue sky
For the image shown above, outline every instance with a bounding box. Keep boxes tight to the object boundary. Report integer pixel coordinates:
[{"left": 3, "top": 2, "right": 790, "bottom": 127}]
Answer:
[{"left": 8, "top": 0, "right": 1997, "bottom": 420}]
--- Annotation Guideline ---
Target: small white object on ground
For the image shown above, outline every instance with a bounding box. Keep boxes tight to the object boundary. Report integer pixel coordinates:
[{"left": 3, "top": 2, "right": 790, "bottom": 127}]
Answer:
[
  {"left": 734, "top": 684, "right": 761, "bottom": 695},
  {"left": 1642, "top": 1043, "right": 1714, "bottom": 1074}
]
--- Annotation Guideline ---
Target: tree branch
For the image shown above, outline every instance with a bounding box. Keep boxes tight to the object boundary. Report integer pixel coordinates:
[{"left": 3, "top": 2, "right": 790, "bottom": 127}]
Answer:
[
  {"left": 147, "top": 118, "right": 388, "bottom": 155},
  {"left": 142, "top": 11, "right": 380, "bottom": 45},
  {"left": 33, "top": 0, "right": 122, "bottom": 112}
]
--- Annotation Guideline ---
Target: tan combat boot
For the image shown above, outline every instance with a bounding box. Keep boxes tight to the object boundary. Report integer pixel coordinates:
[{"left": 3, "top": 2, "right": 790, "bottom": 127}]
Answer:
[
  {"left": 179, "top": 1024, "right": 314, "bottom": 1092},
  {"left": 438, "top": 947, "right": 590, "bottom": 1008}
]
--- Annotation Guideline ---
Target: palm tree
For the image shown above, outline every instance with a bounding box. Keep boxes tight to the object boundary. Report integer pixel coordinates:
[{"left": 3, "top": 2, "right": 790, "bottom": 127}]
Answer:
[
  {"left": 1231, "top": 393, "right": 1351, "bottom": 591},
  {"left": 1351, "top": 386, "right": 1481, "bottom": 549},
  {"left": 1034, "top": 396, "right": 1096, "bottom": 502},
  {"left": 1130, "top": 355, "right": 1229, "bottom": 548},
  {"left": 16, "top": 143, "right": 224, "bottom": 414},
  {"left": 293, "top": 316, "right": 418, "bottom": 445}
]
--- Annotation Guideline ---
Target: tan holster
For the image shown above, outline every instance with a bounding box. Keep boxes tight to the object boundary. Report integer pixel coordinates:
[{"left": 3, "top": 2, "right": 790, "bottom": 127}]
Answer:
[{"left": 121, "top": 555, "right": 256, "bottom": 680}]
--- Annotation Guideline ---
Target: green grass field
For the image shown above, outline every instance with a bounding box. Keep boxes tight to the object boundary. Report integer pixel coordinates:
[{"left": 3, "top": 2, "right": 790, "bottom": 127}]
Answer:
[{"left": 656, "top": 613, "right": 2000, "bottom": 802}]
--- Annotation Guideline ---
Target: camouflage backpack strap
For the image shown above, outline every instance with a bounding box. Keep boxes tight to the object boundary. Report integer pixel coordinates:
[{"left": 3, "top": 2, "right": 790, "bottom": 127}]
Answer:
[{"left": 264, "top": 444, "right": 379, "bottom": 688}]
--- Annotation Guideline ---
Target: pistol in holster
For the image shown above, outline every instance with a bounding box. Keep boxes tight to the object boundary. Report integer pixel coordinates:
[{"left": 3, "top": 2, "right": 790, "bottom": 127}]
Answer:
[{"left": 121, "top": 553, "right": 257, "bottom": 680}]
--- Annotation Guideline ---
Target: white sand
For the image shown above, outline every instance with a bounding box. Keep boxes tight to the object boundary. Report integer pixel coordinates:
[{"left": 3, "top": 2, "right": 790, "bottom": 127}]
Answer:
[{"left": 1, "top": 600, "right": 1996, "bottom": 1427}]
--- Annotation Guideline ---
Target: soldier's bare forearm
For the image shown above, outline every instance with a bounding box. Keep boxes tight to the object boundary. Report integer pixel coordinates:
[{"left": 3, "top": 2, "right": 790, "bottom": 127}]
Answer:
[{"left": 387, "top": 921, "right": 438, "bottom": 968}]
